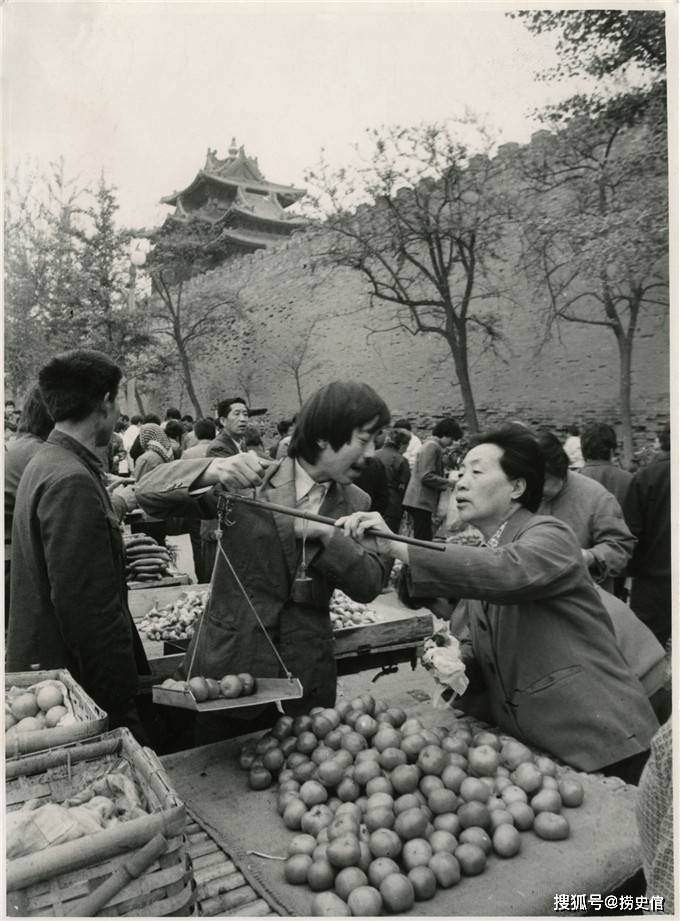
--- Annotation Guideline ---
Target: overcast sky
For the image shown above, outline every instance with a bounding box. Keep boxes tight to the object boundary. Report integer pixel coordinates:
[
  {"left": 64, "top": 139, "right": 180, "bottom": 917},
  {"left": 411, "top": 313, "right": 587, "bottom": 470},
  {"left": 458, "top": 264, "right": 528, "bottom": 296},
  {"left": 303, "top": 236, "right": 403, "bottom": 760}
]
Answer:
[{"left": 2, "top": 1, "right": 644, "bottom": 230}]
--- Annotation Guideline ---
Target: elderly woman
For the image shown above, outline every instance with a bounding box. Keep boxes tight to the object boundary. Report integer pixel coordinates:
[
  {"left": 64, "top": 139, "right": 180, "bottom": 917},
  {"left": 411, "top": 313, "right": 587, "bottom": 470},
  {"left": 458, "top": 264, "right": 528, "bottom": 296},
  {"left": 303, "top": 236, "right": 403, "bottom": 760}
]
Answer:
[
  {"left": 134, "top": 424, "right": 175, "bottom": 482},
  {"left": 338, "top": 425, "right": 659, "bottom": 782}
]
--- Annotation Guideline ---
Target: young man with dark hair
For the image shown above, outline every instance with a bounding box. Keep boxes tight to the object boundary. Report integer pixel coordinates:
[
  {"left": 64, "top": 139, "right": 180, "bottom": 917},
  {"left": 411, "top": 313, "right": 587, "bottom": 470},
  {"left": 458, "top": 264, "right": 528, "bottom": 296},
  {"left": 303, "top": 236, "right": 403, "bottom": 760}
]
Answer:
[
  {"left": 136, "top": 381, "right": 389, "bottom": 736},
  {"left": 7, "top": 350, "right": 150, "bottom": 742},
  {"left": 162, "top": 406, "right": 182, "bottom": 428},
  {"left": 196, "top": 397, "right": 251, "bottom": 577},
  {"left": 580, "top": 422, "right": 633, "bottom": 508},
  {"left": 403, "top": 417, "right": 462, "bottom": 541},
  {"left": 184, "top": 417, "right": 216, "bottom": 450},
  {"left": 537, "top": 430, "right": 635, "bottom": 593}
]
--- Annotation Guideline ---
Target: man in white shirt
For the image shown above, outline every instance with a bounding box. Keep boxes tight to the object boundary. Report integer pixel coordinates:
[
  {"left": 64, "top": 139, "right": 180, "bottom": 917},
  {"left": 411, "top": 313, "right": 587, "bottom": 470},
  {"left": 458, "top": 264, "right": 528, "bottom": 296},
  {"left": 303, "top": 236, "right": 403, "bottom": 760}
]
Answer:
[
  {"left": 393, "top": 418, "right": 422, "bottom": 470},
  {"left": 122, "top": 414, "right": 142, "bottom": 452}
]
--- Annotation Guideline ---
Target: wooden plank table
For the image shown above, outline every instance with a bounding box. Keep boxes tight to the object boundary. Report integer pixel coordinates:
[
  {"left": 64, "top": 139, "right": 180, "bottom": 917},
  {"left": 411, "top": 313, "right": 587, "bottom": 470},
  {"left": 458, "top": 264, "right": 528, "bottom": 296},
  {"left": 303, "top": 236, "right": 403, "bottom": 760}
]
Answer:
[
  {"left": 161, "top": 705, "right": 642, "bottom": 917},
  {"left": 130, "top": 584, "right": 433, "bottom": 673}
]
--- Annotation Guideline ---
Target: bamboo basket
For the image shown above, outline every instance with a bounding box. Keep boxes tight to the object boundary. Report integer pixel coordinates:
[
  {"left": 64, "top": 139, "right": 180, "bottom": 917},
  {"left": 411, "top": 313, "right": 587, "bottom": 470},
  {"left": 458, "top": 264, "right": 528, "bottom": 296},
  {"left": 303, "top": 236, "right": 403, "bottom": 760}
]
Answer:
[
  {"left": 5, "top": 669, "right": 109, "bottom": 759},
  {"left": 5, "top": 728, "right": 194, "bottom": 916}
]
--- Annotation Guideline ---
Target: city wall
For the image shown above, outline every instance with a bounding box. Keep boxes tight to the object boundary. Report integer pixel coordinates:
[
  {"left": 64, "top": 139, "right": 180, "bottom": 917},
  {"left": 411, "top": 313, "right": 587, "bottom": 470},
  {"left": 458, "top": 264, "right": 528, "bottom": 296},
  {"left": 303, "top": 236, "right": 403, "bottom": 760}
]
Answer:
[{"left": 142, "top": 142, "right": 671, "bottom": 449}]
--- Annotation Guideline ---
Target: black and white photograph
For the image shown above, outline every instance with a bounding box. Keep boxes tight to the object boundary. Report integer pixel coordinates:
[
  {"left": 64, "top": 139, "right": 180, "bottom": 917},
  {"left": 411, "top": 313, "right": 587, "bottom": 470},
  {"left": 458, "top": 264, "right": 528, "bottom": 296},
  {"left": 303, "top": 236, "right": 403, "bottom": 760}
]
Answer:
[{"left": 3, "top": 1, "right": 676, "bottom": 917}]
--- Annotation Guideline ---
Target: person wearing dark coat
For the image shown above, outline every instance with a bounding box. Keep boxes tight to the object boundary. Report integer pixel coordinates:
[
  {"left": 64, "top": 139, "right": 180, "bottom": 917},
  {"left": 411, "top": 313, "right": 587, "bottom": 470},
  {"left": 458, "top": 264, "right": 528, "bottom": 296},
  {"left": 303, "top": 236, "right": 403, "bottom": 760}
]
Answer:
[
  {"left": 579, "top": 422, "right": 633, "bottom": 508},
  {"left": 375, "top": 428, "right": 412, "bottom": 533},
  {"left": 4, "top": 384, "right": 55, "bottom": 622},
  {"left": 373, "top": 428, "right": 412, "bottom": 588},
  {"left": 337, "top": 426, "right": 659, "bottom": 782},
  {"left": 196, "top": 396, "right": 249, "bottom": 579},
  {"left": 623, "top": 426, "right": 671, "bottom": 646},
  {"left": 6, "top": 351, "right": 154, "bottom": 744},
  {"left": 354, "top": 455, "right": 390, "bottom": 516}
]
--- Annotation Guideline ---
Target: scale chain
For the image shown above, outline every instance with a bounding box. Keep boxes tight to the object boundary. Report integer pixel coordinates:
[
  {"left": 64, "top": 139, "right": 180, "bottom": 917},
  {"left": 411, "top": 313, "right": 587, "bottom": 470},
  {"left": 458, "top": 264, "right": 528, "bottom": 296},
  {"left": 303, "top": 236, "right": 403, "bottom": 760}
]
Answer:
[{"left": 211, "top": 496, "right": 294, "bottom": 682}]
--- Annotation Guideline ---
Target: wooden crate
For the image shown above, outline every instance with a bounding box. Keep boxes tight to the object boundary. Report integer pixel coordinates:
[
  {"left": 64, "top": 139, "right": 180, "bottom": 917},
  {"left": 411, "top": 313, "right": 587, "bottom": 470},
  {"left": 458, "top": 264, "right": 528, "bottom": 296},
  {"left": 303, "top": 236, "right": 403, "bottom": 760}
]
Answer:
[
  {"left": 333, "top": 600, "right": 433, "bottom": 659},
  {"left": 5, "top": 669, "right": 108, "bottom": 759},
  {"left": 5, "top": 728, "right": 193, "bottom": 917},
  {"left": 127, "top": 573, "right": 193, "bottom": 591},
  {"left": 128, "top": 583, "right": 211, "bottom": 622}
]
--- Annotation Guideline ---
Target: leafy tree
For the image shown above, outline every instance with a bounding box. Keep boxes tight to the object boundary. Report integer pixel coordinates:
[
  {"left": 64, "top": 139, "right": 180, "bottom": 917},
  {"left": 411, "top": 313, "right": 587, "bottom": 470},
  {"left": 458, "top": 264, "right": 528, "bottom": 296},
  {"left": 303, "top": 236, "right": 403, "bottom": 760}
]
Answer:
[
  {"left": 518, "top": 106, "right": 668, "bottom": 466},
  {"left": 4, "top": 160, "right": 89, "bottom": 392},
  {"left": 78, "top": 177, "right": 154, "bottom": 384},
  {"left": 305, "top": 122, "right": 514, "bottom": 432},
  {"left": 144, "top": 220, "right": 247, "bottom": 418},
  {"left": 4, "top": 162, "right": 155, "bottom": 400},
  {"left": 511, "top": 9, "right": 666, "bottom": 84}
]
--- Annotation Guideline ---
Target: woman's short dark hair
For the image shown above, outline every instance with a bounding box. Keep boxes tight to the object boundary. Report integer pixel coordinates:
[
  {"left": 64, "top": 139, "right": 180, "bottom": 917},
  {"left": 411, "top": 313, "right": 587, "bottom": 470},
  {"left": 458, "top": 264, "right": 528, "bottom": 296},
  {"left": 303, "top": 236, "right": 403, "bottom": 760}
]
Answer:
[
  {"left": 181, "top": 414, "right": 194, "bottom": 424},
  {"left": 385, "top": 428, "right": 411, "bottom": 452},
  {"left": 245, "top": 424, "right": 264, "bottom": 447},
  {"left": 581, "top": 422, "right": 617, "bottom": 461},
  {"left": 217, "top": 397, "right": 248, "bottom": 419},
  {"left": 392, "top": 418, "right": 412, "bottom": 431},
  {"left": 39, "top": 350, "right": 121, "bottom": 423},
  {"left": 536, "top": 430, "right": 570, "bottom": 480},
  {"left": 164, "top": 419, "right": 185, "bottom": 441},
  {"left": 143, "top": 413, "right": 161, "bottom": 424},
  {"left": 289, "top": 382, "right": 390, "bottom": 464},
  {"left": 165, "top": 407, "right": 181, "bottom": 421},
  {"left": 433, "top": 417, "right": 462, "bottom": 440},
  {"left": 131, "top": 414, "right": 143, "bottom": 425},
  {"left": 194, "top": 418, "right": 216, "bottom": 441},
  {"left": 17, "top": 384, "right": 54, "bottom": 440},
  {"left": 471, "top": 425, "right": 545, "bottom": 512}
]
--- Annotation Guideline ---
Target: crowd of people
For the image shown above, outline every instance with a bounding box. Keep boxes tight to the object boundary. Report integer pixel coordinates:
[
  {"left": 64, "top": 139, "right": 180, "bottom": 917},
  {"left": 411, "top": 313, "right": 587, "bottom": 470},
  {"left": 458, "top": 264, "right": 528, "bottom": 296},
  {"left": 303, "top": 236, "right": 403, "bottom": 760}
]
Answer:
[{"left": 3, "top": 350, "right": 673, "bottom": 897}]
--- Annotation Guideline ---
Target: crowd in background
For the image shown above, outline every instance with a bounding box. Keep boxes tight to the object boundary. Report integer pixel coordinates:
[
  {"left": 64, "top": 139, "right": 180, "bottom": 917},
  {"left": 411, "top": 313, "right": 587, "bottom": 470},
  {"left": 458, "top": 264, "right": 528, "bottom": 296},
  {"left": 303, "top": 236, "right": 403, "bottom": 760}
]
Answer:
[{"left": 7, "top": 392, "right": 669, "bottom": 655}]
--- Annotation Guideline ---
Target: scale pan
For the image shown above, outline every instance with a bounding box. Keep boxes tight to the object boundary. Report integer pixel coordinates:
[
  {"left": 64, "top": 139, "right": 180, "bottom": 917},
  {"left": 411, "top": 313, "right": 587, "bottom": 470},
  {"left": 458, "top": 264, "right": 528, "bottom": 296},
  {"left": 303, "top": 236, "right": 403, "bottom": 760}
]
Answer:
[{"left": 152, "top": 677, "right": 304, "bottom": 711}]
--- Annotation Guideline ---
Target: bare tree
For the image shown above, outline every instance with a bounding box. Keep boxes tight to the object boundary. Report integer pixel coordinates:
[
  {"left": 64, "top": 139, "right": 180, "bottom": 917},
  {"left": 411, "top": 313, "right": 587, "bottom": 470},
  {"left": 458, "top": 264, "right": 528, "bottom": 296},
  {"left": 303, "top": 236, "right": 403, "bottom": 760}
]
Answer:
[
  {"left": 145, "top": 223, "right": 247, "bottom": 417},
  {"left": 274, "top": 316, "right": 324, "bottom": 407},
  {"left": 518, "top": 99, "right": 668, "bottom": 465},
  {"left": 305, "top": 122, "right": 515, "bottom": 432}
]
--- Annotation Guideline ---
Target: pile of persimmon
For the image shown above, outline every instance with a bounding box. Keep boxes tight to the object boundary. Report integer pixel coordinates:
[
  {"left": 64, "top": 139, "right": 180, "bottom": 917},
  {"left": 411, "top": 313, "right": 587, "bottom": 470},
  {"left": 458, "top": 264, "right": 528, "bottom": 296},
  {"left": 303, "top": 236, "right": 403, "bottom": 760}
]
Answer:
[
  {"left": 238, "top": 694, "right": 585, "bottom": 916},
  {"left": 160, "top": 673, "right": 256, "bottom": 700}
]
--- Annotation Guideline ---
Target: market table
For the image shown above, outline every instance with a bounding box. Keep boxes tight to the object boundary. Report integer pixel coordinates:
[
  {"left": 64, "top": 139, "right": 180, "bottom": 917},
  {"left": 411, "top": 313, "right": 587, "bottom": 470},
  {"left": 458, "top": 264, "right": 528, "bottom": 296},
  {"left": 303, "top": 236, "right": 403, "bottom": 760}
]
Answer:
[
  {"left": 161, "top": 703, "right": 642, "bottom": 917},
  {"left": 130, "top": 584, "right": 433, "bottom": 675}
]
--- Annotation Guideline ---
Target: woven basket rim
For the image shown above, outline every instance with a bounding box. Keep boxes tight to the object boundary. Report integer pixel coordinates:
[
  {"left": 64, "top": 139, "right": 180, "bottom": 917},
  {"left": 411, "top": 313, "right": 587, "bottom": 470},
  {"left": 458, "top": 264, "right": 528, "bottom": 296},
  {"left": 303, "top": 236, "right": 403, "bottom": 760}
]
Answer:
[{"left": 6, "top": 728, "right": 186, "bottom": 893}]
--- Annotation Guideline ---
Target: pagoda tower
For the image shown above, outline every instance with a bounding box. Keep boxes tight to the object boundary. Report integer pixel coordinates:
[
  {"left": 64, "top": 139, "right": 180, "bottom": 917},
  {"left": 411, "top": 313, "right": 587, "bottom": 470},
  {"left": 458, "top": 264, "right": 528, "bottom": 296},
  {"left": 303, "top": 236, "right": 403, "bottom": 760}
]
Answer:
[{"left": 160, "top": 139, "right": 307, "bottom": 256}]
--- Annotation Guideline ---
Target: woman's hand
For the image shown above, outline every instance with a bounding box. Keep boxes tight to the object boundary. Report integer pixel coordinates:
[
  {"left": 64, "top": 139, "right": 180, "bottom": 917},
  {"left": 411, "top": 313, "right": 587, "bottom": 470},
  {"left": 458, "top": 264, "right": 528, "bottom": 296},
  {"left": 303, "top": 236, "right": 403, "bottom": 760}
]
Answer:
[{"left": 334, "top": 511, "right": 410, "bottom": 563}]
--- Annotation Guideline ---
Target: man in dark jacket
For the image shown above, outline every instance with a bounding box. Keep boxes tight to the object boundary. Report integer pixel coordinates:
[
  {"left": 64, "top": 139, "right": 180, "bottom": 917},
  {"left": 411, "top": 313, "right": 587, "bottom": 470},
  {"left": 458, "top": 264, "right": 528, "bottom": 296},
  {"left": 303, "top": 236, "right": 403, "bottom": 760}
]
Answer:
[
  {"left": 623, "top": 425, "right": 671, "bottom": 646},
  {"left": 7, "top": 351, "right": 158, "bottom": 744},
  {"left": 198, "top": 397, "right": 249, "bottom": 578},
  {"left": 579, "top": 422, "right": 633, "bottom": 508}
]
